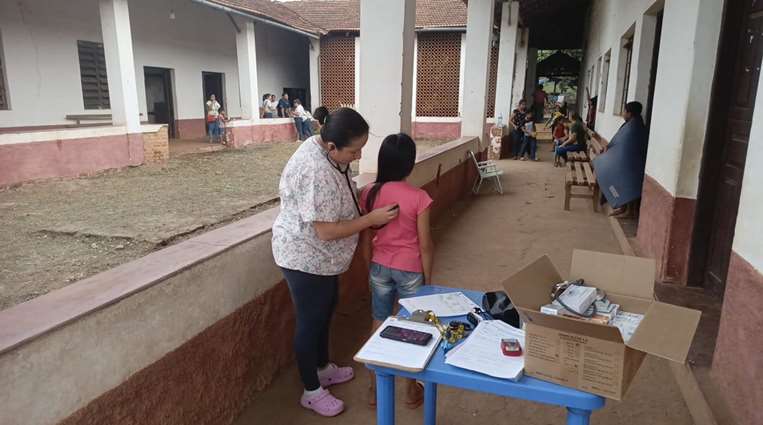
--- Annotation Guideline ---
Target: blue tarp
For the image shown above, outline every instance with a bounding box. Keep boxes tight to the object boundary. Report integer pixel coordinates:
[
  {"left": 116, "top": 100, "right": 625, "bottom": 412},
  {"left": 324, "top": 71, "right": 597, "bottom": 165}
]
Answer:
[{"left": 592, "top": 118, "right": 648, "bottom": 209}]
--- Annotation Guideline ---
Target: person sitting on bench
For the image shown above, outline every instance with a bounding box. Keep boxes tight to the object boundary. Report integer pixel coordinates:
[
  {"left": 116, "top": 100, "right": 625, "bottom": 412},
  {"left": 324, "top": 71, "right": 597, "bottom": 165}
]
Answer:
[
  {"left": 555, "top": 113, "right": 587, "bottom": 163},
  {"left": 592, "top": 101, "right": 649, "bottom": 216}
]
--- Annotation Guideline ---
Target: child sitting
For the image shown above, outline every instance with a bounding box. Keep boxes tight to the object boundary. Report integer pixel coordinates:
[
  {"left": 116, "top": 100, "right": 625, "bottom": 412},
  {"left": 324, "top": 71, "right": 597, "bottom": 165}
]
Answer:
[
  {"left": 360, "top": 133, "right": 434, "bottom": 410},
  {"left": 216, "top": 109, "right": 230, "bottom": 145}
]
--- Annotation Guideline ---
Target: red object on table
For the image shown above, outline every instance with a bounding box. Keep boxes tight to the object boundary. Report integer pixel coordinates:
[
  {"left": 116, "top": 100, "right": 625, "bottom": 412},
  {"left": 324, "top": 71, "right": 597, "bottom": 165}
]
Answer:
[{"left": 501, "top": 338, "right": 522, "bottom": 356}]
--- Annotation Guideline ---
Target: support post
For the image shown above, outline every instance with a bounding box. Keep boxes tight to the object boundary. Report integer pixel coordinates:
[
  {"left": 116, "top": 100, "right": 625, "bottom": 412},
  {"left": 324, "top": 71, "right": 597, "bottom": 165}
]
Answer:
[
  {"left": 511, "top": 28, "right": 529, "bottom": 110},
  {"left": 358, "top": 0, "right": 416, "bottom": 173},
  {"left": 99, "top": 0, "right": 141, "bottom": 133},
  {"left": 460, "top": 0, "right": 496, "bottom": 146},
  {"left": 309, "top": 38, "right": 321, "bottom": 110},
  {"left": 495, "top": 1, "right": 520, "bottom": 124},
  {"left": 236, "top": 21, "right": 260, "bottom": 121}
]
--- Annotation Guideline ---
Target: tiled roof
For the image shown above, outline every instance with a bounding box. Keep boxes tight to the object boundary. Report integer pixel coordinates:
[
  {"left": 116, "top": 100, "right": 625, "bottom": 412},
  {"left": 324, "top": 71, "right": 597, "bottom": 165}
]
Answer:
[
  {"left": 281, "top": 0, "right": 467, "bottom": 32},
  {"left": 205, "top": 0, "right": 324, "bottom": 35}
]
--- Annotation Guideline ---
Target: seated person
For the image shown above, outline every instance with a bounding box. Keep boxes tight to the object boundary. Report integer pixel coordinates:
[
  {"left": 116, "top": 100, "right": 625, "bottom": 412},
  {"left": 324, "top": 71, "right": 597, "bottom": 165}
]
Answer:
[
  {"left": 555, "top": 113, "right": 587, "bottom": 163},
  {"left": 592, "top": 101, "right": 648, "bottom": 216}
]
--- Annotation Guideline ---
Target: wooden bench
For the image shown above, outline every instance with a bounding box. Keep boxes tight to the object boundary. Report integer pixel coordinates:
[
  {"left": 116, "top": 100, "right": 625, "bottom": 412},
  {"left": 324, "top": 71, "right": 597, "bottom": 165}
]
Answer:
[{"left": 564, "top": 160, "right": 600, "bottom": 211}]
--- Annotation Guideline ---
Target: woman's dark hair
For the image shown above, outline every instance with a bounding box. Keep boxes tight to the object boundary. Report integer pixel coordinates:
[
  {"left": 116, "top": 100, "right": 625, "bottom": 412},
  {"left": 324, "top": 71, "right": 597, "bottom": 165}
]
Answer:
[
  {"left": 365, "top": 133, "right": 416, "bottom": 213},
  {"left": 625, "top": 101, "right": 643, "bottom": 116},
  {"left": 262, "top": 94, "right": 269, "bottom": 101},
  {"left": 293, "top": 98, "right": 302, "bottom": 105},
  {"left": 319, "top": 107, "right": 369, "bottom": 149},
  {"left": 313, "top": 106, "right": 329, "bottom": 125}
]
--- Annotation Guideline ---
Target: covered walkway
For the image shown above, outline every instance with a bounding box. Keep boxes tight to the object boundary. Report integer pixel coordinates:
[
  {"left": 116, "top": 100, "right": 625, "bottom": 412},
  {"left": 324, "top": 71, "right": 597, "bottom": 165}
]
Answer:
[{"left": 234, "top": 146, "right": 692, "bottom": 425}]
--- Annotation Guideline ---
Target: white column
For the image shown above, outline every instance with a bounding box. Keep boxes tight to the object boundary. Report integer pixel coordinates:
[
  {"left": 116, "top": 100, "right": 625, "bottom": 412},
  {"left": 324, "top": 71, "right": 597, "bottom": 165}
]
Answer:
[
  {"left": 525, "top": 47, "right": 538, "bottom": 104},
  {"left": 511, "top": 28, "right": 529, "bottom": 109},
  {"left": 460, "top": 0, "right": 496, "bottom": 145},
  {"left": 99, "top": 0, "right": 140, "bottom": 133},
  {"left": 494, "top": 1, "right": 520, "bottom": 124},
  {"left": 236, "top": 21, "right": 259, "bottom": 121},
  {"left": 357, "top": 0, "right": 415, "bottom": 173},
  {"left": 458, "top": 33, "right": 466, "bottom": 116},
  {"left": 309, "top": 37, "right": 321, "bottom": 110}
]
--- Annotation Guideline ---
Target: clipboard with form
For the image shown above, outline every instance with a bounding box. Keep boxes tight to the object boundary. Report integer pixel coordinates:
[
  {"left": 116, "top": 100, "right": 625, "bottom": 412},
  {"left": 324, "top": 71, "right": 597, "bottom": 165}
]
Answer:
[{"left": 354, "top": 316, "right": 442, "bottom": 372}]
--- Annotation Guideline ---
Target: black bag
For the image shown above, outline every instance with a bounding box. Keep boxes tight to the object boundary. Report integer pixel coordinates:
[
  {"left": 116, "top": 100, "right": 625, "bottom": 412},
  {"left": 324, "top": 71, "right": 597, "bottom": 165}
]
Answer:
[{"left": 482, "top": 291, "right": 520, "bottom": 328}]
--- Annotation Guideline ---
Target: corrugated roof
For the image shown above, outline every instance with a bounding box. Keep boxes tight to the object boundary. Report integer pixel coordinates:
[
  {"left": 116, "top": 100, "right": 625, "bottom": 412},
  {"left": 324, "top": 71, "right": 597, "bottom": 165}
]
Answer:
[{"left": 281, "top": 0, "right": 467, "bottom": 32}]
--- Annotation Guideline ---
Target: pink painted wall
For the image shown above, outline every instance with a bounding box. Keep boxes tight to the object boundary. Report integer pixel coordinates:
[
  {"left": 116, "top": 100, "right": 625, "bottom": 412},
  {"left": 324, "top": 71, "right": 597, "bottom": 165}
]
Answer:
[
  {"left": 412, "top": 121, "right": 461, "bottom": 140},
  {"left": 0, "top": 133, "right": 144, "bottom": 188},
  {"left": 229, "top": 123, "right": 297, "bottom": 148}
]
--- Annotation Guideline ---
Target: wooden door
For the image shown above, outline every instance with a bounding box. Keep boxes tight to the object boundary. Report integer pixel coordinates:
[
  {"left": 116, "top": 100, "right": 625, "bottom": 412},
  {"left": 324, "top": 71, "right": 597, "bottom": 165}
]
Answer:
[{"left": 692, "top": 1, "right": 763, "bottom": 295}]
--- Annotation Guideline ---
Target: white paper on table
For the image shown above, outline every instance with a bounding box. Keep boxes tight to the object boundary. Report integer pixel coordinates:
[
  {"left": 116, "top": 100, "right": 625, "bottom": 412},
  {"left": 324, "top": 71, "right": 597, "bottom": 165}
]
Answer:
[
  {"left": 354, "top": 317, "right": 442, "bottom": 372},
  {"left": 398, "top": 292, "right": 481, "bottom": 317},
  {"left": 444, "top": 320, "right": 525, "bottom": 381}
]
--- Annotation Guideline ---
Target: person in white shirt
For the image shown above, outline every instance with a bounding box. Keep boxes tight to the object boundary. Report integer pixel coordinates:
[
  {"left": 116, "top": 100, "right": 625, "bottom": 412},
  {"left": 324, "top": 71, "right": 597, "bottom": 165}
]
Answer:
[
  {"left": 292, "top": 99, "right": 313, "bottom": 141},
  {"left": 205, "top": 94, "right": 221, "bottom": 143},
  {"left": 265, "top": 94, "right": 278, "bottom": 118}
]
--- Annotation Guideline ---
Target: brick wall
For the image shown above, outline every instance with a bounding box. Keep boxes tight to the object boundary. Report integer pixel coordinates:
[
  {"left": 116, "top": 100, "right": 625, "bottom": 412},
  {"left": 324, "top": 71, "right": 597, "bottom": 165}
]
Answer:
[{"left": 142, "top": 126, "right": 169, "bottom": 164}]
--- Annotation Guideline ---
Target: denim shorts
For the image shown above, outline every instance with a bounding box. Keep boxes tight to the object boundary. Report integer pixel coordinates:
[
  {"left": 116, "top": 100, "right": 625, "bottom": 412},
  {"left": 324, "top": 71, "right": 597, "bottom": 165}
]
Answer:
[{"left": 369, "top": 262, "right": 424, "bottom": 321}]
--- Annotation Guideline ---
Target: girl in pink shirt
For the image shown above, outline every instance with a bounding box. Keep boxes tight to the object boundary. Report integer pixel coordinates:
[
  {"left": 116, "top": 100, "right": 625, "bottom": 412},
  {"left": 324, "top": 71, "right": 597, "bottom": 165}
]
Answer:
[{"left": 360, "top": 133, "right": 434, "bottom": 409}]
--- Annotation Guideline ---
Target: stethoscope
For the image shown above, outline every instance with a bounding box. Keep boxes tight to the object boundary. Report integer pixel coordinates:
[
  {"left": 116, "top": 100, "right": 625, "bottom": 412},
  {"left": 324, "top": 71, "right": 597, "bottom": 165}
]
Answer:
[{"left": 325, "top": 151, "right": 362, "bottom": 217}]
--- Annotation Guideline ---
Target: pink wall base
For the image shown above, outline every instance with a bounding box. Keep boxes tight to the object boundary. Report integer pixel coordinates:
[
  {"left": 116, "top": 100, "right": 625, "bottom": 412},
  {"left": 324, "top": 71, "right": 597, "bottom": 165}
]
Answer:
[
  {"left": 228, "top": 123, "right": 297, "bottom": 148},
  {"left": 412, "top": 121, "right": 461, "bottom": 140},
  {"left": 0, "top": 133, "right": 144, "bottom": 188}
]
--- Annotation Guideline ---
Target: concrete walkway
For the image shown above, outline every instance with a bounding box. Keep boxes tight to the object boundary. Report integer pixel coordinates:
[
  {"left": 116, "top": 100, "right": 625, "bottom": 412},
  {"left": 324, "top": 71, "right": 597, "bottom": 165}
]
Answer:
[{"left": 235, "top": 142, "right": 693, "bottom": 425}]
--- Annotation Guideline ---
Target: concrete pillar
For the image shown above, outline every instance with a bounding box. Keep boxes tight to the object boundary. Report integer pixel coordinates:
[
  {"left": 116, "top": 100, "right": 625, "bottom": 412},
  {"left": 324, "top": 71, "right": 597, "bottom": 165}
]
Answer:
[
  {"left": 494, "top": 1, "right": 520, "bottom": 124},
  {"left": 99, "top": 0, "right": 141, "bottom": 133},
  {"left": 236, "top": 21, "right": 259, "bottom": 121},
  {"left": 525, "top": 47, "right": 538, "bottom": 104},
  {"left": 458, "top": 33, "right": 466, "bottom": 116},
  {"left": 354, "top": 37, "right": 360, "bottom": 107},
  {"left": 309, "top": 37, "right": 321, "bottom": 110},
  {"left": 460, "top": 0, "right": 496, "bottom": 145},
  {"left": 511, "top": 28, "right": 529, "bottom": 111},
  {"left": 357, "top": 0, "right": 415, "bottom": 173},
  {"left": 630, "top": 14, "right": 657, "bottom": 107},
  {"left": 412, "top": 35, "right": 419, "bottom": 120}
]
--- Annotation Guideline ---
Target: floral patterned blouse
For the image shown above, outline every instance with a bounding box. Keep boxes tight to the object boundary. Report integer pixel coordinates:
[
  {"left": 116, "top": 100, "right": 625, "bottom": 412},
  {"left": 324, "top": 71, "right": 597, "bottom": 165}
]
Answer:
[{"left": 272, "top": 136, "right": 360, "bottom": 276}]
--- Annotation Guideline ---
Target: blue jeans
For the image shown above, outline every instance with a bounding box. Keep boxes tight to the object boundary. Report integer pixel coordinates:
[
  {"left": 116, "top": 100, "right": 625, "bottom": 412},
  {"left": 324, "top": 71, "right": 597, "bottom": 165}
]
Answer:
[
  {"left": 208, "top": 121, "right": 221, "bottom": 140},
  {"left": 521, "top": 136, "right": 537, "bottom": 159},
  {"left": 369, "top": 262, "right": 424, "bottom": 321},
  {"left": 511, "top": 129, "right": 524, "bottom": 157},
  {"left": 556, "top": 143, "right": 586, "bottom": 160},
  {"left": 294, "top": 118, "right": 312, "bottom": 140}
]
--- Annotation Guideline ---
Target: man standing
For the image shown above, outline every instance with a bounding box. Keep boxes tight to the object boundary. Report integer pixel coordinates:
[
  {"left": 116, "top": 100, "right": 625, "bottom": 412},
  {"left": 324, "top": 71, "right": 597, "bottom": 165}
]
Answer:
[
  {"left": 532, "top": 84, "right": 547, "bottom": 123},
  {"left": 278, "top": 93, "right": 291, "bottom": 118}
]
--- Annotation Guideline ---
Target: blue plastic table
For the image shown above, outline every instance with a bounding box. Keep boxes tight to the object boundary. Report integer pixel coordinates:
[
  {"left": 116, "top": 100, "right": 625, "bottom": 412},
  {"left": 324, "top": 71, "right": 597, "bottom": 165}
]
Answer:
[{"left": 364, "top": 285, "right": 606, "bottom": 425}]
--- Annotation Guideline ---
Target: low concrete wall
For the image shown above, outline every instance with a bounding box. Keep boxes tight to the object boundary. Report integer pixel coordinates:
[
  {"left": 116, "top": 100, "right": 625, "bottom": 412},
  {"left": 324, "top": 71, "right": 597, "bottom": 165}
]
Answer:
[
  {"left": 228, "top": 119, "right": 298, "bottom": 147},
  {"left": 0, "top": 137, "right": 480, "bottom": 425},
  {"left": 0, "top": 125, "right": 167, "bottom": 188}
]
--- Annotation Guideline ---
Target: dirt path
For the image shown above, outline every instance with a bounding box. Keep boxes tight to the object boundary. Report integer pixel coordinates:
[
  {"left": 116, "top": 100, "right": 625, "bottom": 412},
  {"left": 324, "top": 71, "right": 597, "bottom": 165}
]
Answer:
[{"left": 0, "top": 139, "right": 448, "bottom": 310}]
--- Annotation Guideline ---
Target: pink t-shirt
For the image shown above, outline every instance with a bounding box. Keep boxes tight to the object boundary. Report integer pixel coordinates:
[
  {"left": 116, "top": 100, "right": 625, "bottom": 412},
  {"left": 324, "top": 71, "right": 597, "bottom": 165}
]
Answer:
[{"left": 360, "top": 181, "right": 433, "bottom": 273}]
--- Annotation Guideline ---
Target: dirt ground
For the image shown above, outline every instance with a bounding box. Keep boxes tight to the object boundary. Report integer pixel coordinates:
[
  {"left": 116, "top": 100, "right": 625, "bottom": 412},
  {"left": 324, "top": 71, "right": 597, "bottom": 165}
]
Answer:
[
  {"left": 234, "top": 141, "right": 694, "bottom": 425},
  {"left": 0, "top": 138, "right": 448, "bottom": 310}
]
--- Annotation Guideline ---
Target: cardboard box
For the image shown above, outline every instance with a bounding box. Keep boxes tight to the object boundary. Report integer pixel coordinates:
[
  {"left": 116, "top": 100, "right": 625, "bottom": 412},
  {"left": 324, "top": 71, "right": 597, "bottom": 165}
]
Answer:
[{"left": 502, "top": 250, "right": 701, "bottom": 400}]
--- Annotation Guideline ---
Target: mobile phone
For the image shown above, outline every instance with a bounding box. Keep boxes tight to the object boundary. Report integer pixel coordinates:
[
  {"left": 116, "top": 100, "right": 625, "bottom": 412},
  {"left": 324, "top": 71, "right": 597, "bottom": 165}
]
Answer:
[
  {"left": 500, "top": 338, "right": 522, "bottom": 357},
  {"left": 380, "top": 325, "right": 432, "bottom": 346},
  {"left": 389, "top": 204, "right": 400, "bottom": 211}
]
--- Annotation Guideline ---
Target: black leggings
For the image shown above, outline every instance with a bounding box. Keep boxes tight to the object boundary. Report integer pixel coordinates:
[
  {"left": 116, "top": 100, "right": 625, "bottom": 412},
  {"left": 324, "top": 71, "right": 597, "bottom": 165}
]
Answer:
[{"left": 282, "top": 268, "right": 339, "bottom": 391}]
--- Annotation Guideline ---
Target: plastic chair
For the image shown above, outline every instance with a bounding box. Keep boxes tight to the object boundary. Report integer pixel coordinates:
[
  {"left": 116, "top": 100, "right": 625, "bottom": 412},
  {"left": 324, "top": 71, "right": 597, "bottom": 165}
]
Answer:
[{"left": 468, "top": 150, "right": 504, "bottom": 195}]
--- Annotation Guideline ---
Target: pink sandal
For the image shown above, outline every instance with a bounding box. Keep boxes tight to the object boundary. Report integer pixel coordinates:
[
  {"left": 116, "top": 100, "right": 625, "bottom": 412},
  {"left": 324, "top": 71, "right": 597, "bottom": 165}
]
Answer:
[
  {"left": 300, "top": 388, "right": 345, "bottom": 417},
  {"left": 318, "top": 363, "right": 355, "bottom": 388}
]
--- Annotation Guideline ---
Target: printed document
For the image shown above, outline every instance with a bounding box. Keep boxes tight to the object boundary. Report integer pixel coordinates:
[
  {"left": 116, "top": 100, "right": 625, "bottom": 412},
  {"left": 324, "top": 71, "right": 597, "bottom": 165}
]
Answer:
[
  {"left": 354, "top": 317, "right": 441, "bottom": 372},
  {"left": 445, "top": 320, "right": 525, "bottom": 380},
  {"left": 398, "top": 292, "right": 481, "bottom": 317}
]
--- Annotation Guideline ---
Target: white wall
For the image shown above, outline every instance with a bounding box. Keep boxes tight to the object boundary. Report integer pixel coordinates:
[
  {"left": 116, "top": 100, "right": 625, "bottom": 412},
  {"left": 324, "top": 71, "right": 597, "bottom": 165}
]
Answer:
[
  {"left": 0, "top": 0, "right": 309, "bottom": 128},
  {"left": 579, "top": 0, "right": 724, "bottom": 198},
  {"left": 732, "top": 56, "right": 763, "bottom": 272}
]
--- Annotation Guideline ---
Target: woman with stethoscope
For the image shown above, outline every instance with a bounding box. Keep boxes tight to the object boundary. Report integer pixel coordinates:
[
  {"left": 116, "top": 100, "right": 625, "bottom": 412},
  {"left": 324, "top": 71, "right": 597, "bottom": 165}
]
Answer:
[{"left": 272, "top": 107, "right": 399, "bottom": 417}]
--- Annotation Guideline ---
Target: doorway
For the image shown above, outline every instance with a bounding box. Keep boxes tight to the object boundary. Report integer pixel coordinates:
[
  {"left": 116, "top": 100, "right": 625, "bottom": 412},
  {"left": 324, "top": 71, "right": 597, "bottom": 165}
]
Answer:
[
  {"left": 144, "top": 67, "right": 176, "bottom": 138},
  {"left": 688, "top": 1, "right": 763, "bottom": 295},
  {"left": 283, "top": 87, "right": 308, "bottom": 110},
  {"left": 202, "top": 72, "right": 225, "bottom": 134},
  {"left": 644, "top": 10, "right": 663, "bottom": 130}
]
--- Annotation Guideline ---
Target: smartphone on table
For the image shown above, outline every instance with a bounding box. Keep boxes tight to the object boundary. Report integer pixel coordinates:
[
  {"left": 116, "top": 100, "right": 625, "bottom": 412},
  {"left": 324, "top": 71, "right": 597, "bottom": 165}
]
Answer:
[{"left": 380, "top": 325, "right": 432, "bottom": 346}]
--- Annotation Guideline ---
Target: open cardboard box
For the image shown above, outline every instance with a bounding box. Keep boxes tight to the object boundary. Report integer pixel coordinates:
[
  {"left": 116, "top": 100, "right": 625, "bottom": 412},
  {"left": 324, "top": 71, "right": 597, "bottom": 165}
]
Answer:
[{"left": 502, "top": 250, "right": 701, "bottom": 400}]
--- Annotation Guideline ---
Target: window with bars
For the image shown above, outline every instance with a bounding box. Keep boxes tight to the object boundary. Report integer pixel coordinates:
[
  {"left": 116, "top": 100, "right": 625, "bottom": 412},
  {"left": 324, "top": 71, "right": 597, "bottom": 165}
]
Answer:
[
  {"left": 416, "top": 32, "right": 461, "bottom": 117},
  {"left": 320, "top": 35, "right": 355, "bottom": 111},
  {"left": 0, "top": 32, "right": 8, "bottom": 110},
  {"left": 619, "top": 37, "right": 634, "bottom": 115},
  {"left": 77, "top": 40, "right": 110, "bottom": 110}
]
